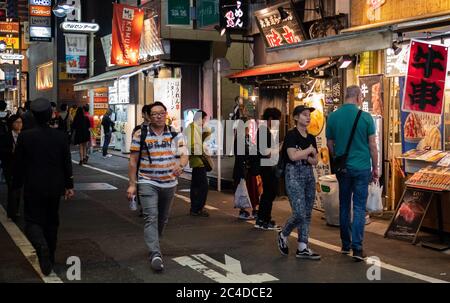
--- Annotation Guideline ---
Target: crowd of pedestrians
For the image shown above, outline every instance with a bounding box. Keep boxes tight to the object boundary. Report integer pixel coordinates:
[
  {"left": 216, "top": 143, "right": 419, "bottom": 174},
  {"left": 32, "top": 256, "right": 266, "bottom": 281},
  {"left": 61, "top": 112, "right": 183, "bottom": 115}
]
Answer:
[{"left": 0, "top": 86, "right": 379, "bottom": 275}]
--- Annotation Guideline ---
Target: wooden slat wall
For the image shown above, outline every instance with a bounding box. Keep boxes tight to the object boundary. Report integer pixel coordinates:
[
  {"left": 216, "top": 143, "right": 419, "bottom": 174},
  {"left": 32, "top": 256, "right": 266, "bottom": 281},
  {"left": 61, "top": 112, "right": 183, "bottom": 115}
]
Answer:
[
  {"left": 304, "top": 0, "right": 336, "bottom": 21},
  {"left": 351, "top": 0, "right": 450, "bottom": 27}
]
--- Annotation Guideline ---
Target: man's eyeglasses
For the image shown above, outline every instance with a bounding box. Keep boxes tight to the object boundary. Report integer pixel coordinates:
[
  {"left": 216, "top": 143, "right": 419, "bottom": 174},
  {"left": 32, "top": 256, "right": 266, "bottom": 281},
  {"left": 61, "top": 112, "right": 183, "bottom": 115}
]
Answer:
[{"left": 150, "top": 112, "right": 167, "bottom": 118}]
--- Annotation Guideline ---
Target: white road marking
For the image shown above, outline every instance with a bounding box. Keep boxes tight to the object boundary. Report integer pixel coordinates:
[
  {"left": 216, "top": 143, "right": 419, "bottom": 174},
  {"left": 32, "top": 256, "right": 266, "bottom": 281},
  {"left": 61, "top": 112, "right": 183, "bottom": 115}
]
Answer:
[
  {"left": 77, "top": 162, "right": 449, "bottom": 283},
  {"left": 173, "top": 254, "right": 278, "bottom": 283},
  {"left": 173, "top": 256, "right": 232, "bottom": 283},
  {"left": 174, "top": 194, "right": 218, "bottom": 210},
  {"left": 0, "top": 206, "right": 63, "bottom": 283},
  {"left": 72, "top": 161, "right": 129, "bottom": 181},
  {"left": 73, "top": 161, "right": 218, "bottom": 210},
  {"left": 277, "top": 230, "right": 447, "bottom": 283}
]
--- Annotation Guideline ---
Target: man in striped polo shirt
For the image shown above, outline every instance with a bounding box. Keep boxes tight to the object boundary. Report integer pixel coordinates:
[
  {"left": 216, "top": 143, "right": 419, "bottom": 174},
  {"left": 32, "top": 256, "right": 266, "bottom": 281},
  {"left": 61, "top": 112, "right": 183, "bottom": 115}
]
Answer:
[{"left": 127, "top": 102, "right": 188, "bottom": 272}]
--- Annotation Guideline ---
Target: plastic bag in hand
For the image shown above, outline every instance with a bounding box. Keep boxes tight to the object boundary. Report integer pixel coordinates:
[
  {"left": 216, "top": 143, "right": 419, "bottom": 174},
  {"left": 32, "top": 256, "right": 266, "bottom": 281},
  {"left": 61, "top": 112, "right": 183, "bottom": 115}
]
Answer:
[
  {"left": 234, "top": 179, "right": 252, "bottom": 209},
  {"left": 367, "top": 181, "right": 383, "bottom": 213}
]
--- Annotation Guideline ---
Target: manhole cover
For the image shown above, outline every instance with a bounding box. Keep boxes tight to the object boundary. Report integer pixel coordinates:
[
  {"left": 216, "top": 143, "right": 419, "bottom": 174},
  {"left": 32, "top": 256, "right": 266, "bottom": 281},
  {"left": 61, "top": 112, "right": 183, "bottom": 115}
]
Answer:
[{"left": 74, "top": 183, "right": 118, "bottom": 191}]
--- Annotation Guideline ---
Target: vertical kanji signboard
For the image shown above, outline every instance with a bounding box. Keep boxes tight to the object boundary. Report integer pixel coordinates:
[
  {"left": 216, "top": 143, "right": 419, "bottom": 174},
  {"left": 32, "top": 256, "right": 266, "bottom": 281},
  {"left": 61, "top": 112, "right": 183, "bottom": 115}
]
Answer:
[
  {"left": 402, "top": 40, "right": 448, "bottom": 115},
  {"left": 219, "top": 0, "right": 249, "bottom": 33}
]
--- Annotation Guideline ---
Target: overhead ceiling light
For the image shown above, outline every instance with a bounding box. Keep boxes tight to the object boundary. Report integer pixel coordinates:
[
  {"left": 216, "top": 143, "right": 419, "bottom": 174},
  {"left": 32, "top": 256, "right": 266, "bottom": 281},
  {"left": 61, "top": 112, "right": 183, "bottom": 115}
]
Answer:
[
  {"left": 299, "top": 59, "right": 308, "bottom": 68},
  {"left": 0, "top": 40, "right": 7, "bottom": 51},
  {"left": 53, "top": 1, "right": 75, "bottom": 18},
  {"left": 53, "top": 7, "right": 67, "bottom": 17},
  {"left": 338, "top": 55, "right": 353, "bottom": 69},
  {"left": 278, "top": 6, "right": 289, "bottom": 21}
]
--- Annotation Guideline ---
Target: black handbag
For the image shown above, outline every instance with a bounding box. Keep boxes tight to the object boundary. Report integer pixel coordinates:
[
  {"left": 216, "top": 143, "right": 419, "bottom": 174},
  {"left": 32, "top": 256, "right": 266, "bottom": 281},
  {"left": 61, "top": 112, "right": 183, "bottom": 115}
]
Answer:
[
  {"left": 275, "top": 140, "right": 287, "bottom": 178},
  {"left": 331, "top": 110, "right": 362, "bottom": 175},
  {"left": 200, "top": 154, "right": 213, "bottom": 172}
]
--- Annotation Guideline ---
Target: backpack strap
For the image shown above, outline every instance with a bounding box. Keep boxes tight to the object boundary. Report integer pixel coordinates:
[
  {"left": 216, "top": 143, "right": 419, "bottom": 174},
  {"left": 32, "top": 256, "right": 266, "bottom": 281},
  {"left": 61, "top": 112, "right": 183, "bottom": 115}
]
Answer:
[
  {"left": 344, "top": 110, "right": 363, "bottom": 156},
  {"left": 136, "top": 124, "right": 151, "bottom": 177}
]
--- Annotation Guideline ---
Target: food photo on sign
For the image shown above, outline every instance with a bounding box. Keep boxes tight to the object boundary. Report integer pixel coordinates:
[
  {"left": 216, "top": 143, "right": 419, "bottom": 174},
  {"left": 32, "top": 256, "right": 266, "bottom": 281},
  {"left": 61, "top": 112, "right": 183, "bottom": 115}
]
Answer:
[
  {"left": 399, "top": 77, "right": 445, "bottom": 152},
  {"left": 385, "top": 189, "right": 433, "bottom": 242}
]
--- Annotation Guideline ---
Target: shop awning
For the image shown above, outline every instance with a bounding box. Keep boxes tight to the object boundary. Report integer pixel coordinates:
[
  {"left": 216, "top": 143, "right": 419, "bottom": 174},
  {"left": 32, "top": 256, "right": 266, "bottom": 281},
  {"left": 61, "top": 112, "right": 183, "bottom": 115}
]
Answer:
[
  {"left": 73, "top": 61, "right": 160, "bottom": 91},
  {"left": 265, "top": 27, "right": 393, "bottom": 65},
  {"left": 226, "top": 57, "right": 331, "bottom": 79}
]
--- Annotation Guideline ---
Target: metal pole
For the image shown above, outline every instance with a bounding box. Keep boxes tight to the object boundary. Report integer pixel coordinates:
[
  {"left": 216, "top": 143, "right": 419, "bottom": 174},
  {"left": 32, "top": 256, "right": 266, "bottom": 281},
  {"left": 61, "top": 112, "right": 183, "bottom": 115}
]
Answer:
[
  {"left": 217, "top": 59, "right": 221, "bottom": 192},
  {"left": 18, "top": 21, "right": 22, "bottom": 108},
  {"left": 89, "top": 32, "right": 95, "bottom": 114},
  {"left": 89, "top": 32, "right": 95, "bottom": 154}
]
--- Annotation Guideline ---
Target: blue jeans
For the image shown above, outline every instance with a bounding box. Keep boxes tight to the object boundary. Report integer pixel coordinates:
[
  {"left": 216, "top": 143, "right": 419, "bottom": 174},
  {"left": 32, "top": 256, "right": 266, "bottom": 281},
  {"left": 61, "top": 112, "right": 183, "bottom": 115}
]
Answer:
[
  {"left": 336, "top": 168, "right": 372, "bottom": 252},
  {"left": 282, "top": 163, "right": 316, "bottom": 244}
]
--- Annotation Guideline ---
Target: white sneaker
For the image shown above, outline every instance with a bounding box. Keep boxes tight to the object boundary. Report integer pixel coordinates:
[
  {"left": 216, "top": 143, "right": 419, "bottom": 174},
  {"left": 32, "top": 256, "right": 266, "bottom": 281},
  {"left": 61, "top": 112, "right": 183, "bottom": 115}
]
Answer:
[
  {"left": 106, "top": 154, "right": 113, "bottom": 158},
  {"left": 151, "top": 255, "right": 164, "bottom": 271}
]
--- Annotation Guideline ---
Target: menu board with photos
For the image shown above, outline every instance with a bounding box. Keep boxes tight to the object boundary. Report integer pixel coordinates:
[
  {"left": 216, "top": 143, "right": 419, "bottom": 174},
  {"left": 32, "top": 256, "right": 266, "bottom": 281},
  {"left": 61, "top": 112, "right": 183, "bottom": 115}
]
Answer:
[{"left": 385, "top": 189, "right": 433, "bottom": 243}]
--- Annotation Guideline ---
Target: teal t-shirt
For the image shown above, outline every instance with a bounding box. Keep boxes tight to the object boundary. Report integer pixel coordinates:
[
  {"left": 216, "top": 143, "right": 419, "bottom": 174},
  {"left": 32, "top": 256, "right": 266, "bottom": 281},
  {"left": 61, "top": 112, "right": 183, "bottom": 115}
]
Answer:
[{"left": 326, "top": 104, "right": 376, "bottom": 170}]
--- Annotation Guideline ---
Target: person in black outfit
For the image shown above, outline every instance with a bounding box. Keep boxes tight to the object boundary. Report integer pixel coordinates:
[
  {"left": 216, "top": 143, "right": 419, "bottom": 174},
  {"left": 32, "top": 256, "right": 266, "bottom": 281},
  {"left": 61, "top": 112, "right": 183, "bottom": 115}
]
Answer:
[
  {"left": 255, "top": 108, "right": 282, "bottom": 231},
  {"left": 232, "top": 120, "right": 260, "bottom": 220},
  {"left": 0, "top": 114, "right": 23, "bottom": 222},
  {"left": 13, "top": 98, "right": 74, "bottom": 276},
  {"left": 101, "top": 109, "right": 115, "bottom": 158},
  {"left": 72, "top": 107, "right": 91, "bottom": 165},
  {"left": 21, "top": 100, "right": 36, "bottom": 131}
]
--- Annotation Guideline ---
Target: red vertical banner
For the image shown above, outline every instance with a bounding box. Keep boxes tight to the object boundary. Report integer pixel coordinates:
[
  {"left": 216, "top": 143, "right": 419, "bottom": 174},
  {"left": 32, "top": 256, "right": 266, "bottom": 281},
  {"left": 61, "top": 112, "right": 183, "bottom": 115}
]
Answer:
[
  {"left": 402, "top": 40, "right": 448, "bottom": 115},
  {"left": 111, "top": 3, "right": 144, "bottom": 66}
]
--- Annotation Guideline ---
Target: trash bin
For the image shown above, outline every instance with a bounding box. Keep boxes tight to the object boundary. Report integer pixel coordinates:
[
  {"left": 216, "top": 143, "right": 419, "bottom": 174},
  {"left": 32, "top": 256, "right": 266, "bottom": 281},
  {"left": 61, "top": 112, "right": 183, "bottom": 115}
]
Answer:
[
  {"left": 319, "top": 175, "right": 340, "bottom": 227},
  {"left": 318, "top": 175, "right": 371, "bottom": 227}
]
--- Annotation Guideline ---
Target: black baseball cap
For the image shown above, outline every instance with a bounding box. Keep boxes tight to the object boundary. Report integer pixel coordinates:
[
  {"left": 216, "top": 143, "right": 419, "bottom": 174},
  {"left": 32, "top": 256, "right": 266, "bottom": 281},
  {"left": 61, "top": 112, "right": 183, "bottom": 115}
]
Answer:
[{"left": 293, "top": 105, "right": 315, "bottom": 116}]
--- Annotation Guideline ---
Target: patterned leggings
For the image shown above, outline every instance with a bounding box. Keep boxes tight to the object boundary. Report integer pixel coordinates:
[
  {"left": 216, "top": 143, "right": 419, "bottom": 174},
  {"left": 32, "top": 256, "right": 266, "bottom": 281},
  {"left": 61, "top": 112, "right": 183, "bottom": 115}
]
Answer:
[{"left": 282, "top": 163, "right": 316, "bottom": 244}]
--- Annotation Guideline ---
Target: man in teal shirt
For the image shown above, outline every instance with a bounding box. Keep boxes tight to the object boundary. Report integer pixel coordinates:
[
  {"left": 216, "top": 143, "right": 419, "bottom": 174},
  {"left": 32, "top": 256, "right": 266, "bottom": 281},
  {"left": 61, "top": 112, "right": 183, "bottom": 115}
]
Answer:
[{"left": 326, "top": 85, "right": 379, "bottom": 261}]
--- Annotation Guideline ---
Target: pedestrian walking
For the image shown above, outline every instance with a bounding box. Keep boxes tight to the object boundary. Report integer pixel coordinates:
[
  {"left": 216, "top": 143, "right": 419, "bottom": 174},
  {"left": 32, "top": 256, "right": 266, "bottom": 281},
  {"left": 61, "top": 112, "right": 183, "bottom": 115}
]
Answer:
[
  {"left": 187, "top": 110, "right": 211, "bottom": 217},
  {"left": 72, "top": 107, "right": 91, "bottom": 165},
  {"left": 255, "top": 108, "right": 282, "bottom": 231},
  {"left": 326, "top": 85, "right": 379, "bottom": 261},
  {"left": 21, "top": 101, "right": 36, "bottom": 131},
  {"left": 101, "top": 109, "right": 115, "bottom": 159},
  {"left": 49, "top": 102, "right": 63, "bottom": 129},
  {"left": 58, "top": 104, "right": 70, "bottom": 135},
  {"left": 232, "top": 122, "right": 259, "bottom": 220},
  {"left": 277, "top": 105, "right": 321, "bottom": 260},
  {"left": 12, "top": 98, "right": 74, "bottom": 276},
  {"left": 132, "top": 105, "right": 151, "bottom": 137},
  {"left": 0, "top": 114, "right": 23, "bottom": 222},
  {"left": 127, "top": 101, "right": 188, "bottom": 272}
]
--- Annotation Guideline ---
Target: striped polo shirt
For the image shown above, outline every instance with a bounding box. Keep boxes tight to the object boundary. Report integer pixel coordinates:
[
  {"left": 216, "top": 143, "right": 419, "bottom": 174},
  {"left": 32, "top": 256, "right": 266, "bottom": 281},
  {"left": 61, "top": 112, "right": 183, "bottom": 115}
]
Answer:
[{"left": 130, "top": 126, "right": 183, "bottom": 188}]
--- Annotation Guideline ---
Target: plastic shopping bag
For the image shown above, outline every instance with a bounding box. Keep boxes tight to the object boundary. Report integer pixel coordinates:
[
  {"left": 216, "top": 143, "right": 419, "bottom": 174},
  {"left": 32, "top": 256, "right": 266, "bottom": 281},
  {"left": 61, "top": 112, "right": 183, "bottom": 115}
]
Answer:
[
  {"left": 367, "top": 181, "right": 383, "bottom": 213},
  {"left": 234, "top": 179, "right": 252, "bottom": 209}
]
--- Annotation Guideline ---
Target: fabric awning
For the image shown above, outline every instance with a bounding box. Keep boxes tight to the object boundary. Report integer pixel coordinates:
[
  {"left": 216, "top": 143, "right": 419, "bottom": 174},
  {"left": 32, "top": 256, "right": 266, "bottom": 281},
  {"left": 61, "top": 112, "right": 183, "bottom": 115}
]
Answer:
[
  {"left": 226, "top": 57, "right": 331, "bottom": 79},
  {"left": 73, "top": 61, "right": 160, "bottom": 91},
  {"left": 265, "top": 27, "right": 393, "bottom": 65}
]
